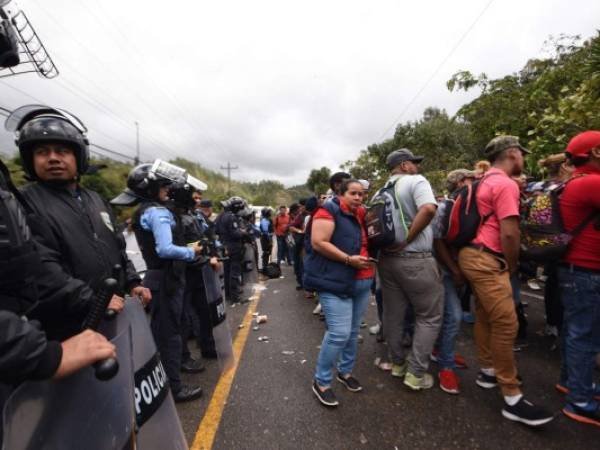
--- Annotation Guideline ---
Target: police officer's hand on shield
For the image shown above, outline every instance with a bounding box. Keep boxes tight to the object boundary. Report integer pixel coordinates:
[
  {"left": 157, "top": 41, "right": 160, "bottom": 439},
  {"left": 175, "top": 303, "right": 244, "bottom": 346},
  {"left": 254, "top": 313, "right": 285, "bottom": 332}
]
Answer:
[{"left": 53, "top": 329, "right": 116, "bottom": 379}]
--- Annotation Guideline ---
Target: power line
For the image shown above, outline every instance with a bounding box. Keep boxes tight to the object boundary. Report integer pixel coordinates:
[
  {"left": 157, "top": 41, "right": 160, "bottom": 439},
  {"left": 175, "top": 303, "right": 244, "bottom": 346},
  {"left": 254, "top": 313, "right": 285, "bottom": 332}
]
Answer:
[{"left": 378, "top": 0, "right": 496, "bottom": 140}]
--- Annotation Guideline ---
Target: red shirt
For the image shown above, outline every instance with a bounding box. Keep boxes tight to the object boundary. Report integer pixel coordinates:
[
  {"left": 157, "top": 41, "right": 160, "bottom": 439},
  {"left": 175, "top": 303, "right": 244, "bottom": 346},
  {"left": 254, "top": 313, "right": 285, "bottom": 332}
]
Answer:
[
  {"left": 560, "top": 165, "right": 600, "bottom": 270},
  {"left": 472, "top": 168, "right": 520, "bottom": 253},
  {"left": 313, "top": 200, "right": 375, "bottom": 280},
  {"left": 273, "top": 213, "right": 290, "bottom": 236}
]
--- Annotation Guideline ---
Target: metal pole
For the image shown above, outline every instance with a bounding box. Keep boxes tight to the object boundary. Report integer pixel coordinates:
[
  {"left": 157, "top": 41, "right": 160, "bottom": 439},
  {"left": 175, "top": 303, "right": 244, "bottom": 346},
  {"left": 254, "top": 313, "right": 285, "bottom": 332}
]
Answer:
[
  {"left": 220, "top": 162, "right": 238, "bottom": 196},
  {"left": 134, "top": 121, "right": 140, "bottom": 165}
]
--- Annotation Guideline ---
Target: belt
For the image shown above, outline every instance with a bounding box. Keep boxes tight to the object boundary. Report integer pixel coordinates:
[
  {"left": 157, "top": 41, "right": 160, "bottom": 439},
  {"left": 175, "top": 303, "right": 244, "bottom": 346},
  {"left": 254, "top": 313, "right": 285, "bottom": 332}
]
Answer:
[
  {"left": 559, "top": 263, "right": 600, "bottom": 275},
  {"left": 466, "top": 244, "right": 505, "bottom": 259},
  {"left": 383, "top": 251, "right": 433, "bottom": 259}
]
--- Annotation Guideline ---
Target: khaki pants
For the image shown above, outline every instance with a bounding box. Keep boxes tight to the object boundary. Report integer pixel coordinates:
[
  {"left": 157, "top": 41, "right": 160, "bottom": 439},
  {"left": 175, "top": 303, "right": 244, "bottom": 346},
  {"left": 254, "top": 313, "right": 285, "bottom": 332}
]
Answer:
[{"left": 458, "top": 247, "right": 521, "bottom": 396}]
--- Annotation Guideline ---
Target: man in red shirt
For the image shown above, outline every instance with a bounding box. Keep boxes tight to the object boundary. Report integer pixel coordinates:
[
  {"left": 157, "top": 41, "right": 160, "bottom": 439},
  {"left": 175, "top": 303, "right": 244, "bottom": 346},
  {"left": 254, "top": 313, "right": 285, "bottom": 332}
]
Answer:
[
  {"left": 458, "top": 136, "right": 553, "bottom": 427},
  {"left": 557, "top": 131, "right": 600, "bottom": 427},
  {"left": 273, "top": 205, "right": 292, "bottom": 265}
]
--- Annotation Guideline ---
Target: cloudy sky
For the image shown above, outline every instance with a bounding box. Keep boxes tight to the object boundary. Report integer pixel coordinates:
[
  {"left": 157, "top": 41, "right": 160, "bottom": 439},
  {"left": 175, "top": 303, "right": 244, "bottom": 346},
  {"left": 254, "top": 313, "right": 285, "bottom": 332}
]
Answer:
[{"left": 1, "top": 0, "right": 599, "bottom": 186}]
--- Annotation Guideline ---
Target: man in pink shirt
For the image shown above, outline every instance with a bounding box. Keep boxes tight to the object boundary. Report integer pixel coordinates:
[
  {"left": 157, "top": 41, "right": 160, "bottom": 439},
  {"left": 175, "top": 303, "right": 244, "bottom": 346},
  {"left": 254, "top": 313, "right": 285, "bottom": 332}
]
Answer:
[{"left": 458, "top": 136, "right": 554, "bottom": 427}]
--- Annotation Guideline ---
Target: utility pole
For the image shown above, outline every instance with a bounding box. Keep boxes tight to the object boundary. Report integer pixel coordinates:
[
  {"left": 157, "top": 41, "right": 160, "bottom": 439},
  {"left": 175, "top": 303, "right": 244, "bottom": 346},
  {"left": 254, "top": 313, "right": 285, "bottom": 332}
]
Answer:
[
  {"left": 134, "top": 121, "right": 140, "bottom": 165},
  {"left": 220, "top": 162, "right": 238, "bottom": 196}
]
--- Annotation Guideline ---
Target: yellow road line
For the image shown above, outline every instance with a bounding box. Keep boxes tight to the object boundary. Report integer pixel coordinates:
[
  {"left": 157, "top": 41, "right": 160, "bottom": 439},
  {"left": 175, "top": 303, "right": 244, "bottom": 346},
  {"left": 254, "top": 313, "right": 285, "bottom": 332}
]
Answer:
[{"left": 190, "top": 284, "right": 264, "bottom": 450}]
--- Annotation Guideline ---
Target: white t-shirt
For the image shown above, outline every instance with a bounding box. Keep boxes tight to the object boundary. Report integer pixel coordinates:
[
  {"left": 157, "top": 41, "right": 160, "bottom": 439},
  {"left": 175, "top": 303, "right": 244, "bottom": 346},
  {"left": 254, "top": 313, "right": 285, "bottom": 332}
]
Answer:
[{"left": 389, "top": 174, "right": 437, "bottom": 252}]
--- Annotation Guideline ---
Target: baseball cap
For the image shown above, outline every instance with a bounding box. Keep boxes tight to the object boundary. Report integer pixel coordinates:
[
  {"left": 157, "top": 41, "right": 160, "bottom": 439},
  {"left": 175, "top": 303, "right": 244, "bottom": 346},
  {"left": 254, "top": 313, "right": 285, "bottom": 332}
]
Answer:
[
  {"left": 484, "top": 135, "right": 530, "bottom": 158},
  {"left": 386, "top": 148, "right": 424, "bottom": 169},
  {"left": 446, "top": 169, "right": 476, "bottom": 185},
  {"left": 565, "top": 131, "right": 600, "bottom": 159}
]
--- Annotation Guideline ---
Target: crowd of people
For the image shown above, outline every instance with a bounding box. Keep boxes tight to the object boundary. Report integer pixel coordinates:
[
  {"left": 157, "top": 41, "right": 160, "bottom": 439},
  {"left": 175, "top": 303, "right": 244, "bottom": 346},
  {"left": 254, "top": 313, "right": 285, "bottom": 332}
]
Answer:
[
  {"left": 0, "top": 102, "right": 598, "bottom": 443},
  {"left": 264, "top": 133, "right": 600, "bottom": 430}
]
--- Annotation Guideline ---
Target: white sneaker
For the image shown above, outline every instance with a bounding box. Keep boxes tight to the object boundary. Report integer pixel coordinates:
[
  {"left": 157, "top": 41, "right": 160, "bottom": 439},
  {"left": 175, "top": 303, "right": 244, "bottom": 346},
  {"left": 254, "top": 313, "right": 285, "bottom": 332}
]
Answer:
[
  {"left": 527, "top": 279, "right": 541, "bottom": 290},
  {"left": 369, "top": 323, "right": 381, "bottom": 335},
  {"left": 312, "top": 303, "right": 322, "bottom": 315}
]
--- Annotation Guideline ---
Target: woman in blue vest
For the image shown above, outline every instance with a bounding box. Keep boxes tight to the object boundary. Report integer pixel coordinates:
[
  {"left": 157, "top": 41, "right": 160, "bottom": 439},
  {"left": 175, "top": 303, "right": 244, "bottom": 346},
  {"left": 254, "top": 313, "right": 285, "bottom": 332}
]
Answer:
[{"left": 304, "top": 179, "right": 375, "bottom": 407}]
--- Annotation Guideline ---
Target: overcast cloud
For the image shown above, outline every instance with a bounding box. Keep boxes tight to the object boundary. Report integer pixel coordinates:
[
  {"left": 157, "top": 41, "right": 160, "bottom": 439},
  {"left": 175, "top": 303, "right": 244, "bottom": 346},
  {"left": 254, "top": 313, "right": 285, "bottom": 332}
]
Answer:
[{"left": 1, "top": 0, "right": 599, "bottom": 186}]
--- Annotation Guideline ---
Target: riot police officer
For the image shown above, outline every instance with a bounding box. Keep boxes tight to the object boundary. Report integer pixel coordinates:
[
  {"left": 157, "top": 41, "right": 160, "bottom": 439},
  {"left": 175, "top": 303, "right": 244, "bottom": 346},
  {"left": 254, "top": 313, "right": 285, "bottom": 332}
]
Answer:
[
  {"left": 0, "top": 158, "right": 116, "bottom": 442},
  {"left": 215, "top": 196, "right": 250, "bottom": 304},
  {"left": 170, "top": 183, "right": 221, "bottom": 361},
  {"left": 6, "top": 106, "right": 150, "bottom": 341},
  {"left": 111, "top": 162, "right": 203, "bottom": 402}
]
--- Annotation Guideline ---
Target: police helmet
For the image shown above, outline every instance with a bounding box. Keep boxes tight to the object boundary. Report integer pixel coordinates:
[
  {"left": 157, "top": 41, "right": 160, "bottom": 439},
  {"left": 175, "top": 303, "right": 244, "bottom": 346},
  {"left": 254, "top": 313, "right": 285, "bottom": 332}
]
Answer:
[
  {"left": 6, "top": 105, "right": 90, "bottom": 180},
  {"left": 110, "top": 163, "right": 171, "bottom": 206},
  {"left": 227, "top": 196, "right": 246, "bottom": 214},
  {"left": 168, "top": 181, "right": 195, "bottom": 209}
]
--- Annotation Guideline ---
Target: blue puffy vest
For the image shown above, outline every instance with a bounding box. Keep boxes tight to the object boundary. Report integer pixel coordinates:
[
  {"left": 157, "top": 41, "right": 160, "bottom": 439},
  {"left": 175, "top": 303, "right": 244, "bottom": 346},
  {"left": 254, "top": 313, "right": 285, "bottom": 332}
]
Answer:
[{"left": 303, "top": 198, "right": 362, "bottom": 297}]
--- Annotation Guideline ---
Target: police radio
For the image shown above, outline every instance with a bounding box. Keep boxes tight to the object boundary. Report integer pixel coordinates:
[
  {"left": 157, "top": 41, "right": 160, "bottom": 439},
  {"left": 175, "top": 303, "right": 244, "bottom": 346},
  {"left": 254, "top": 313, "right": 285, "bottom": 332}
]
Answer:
[{"left": 82, "top": 277, "right": 120, "bottom": 381}]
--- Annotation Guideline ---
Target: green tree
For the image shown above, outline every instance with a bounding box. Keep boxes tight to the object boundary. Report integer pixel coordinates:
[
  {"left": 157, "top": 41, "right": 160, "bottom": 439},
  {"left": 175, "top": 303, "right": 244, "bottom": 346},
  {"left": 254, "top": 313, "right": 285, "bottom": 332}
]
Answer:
[{"left": 306, "top": 166, "right": 331, "bottom": 195}]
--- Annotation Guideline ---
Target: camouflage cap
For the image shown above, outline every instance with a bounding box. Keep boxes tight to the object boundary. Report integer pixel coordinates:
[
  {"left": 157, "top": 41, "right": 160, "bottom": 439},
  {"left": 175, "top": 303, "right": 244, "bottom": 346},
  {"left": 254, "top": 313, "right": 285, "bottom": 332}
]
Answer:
[
  {"left": 484, "top": 135, "right": 530, "bottom": 158},
  {"left": 446, "top": 169, "right": 476, "bottom": 185}
]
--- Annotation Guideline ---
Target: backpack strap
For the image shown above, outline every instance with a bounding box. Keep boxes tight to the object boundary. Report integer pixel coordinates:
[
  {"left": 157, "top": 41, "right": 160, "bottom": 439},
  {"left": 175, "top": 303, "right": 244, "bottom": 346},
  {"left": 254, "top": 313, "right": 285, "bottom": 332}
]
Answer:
[
  {"left": 559, "top": 173, "right": 597, "bottom": 237},
  {"left": 570, "top": 211, "right": 599, "bottom": 237}
]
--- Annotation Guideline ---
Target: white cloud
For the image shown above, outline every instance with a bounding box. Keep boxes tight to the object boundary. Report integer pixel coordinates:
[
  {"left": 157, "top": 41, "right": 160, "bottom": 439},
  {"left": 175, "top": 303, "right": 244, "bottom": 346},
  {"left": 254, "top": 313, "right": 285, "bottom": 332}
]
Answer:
[{"left": 1, "top": 0, "right": 598, "bottom": 185}]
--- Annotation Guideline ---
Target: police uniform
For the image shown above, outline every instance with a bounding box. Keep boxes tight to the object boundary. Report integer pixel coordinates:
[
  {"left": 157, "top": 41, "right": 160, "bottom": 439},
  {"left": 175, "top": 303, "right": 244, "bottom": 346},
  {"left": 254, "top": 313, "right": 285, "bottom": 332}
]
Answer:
[
  {"left": 133, "top": 201, "right": 195, "bottom": 396},
  {"left": 216, "top": 209, "right": 247, "bottom": 304},
  {"left": 180, "top": 212, "right": 217, "bottom": 359},
  {"left": 20, "top": 183, "right": 140, "bottom": 340}
]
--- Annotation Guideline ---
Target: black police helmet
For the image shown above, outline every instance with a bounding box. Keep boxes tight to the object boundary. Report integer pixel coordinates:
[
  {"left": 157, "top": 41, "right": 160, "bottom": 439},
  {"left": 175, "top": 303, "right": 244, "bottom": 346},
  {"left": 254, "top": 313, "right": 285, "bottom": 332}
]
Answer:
[
  {"left": 227, "top": 196, "right": 246, "bottom": 214},
  {"left": 111, "top": 163, "right": 171, "bottom": 206},
  {"left": 168, "top": 181, "right": 195, "bottom": 209},
  {"left": 17, "top": 114, "right": 90, "bottom": 180}
]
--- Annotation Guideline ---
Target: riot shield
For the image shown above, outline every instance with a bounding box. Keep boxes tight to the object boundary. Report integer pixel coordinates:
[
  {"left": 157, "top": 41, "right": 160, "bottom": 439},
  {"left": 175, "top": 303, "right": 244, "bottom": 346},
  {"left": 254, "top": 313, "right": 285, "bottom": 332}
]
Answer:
[
  {"left": 108, "top": 299, "right": 188, "bottom": 450},
  {"left": 2, "top": 327, "right": 135, "bottom": 450},
  {"left": 202, "top": 264, "right": 234, "bottom": 372},
  {"left": 242, "top": 242, "right": 258, "bottom": 288}
]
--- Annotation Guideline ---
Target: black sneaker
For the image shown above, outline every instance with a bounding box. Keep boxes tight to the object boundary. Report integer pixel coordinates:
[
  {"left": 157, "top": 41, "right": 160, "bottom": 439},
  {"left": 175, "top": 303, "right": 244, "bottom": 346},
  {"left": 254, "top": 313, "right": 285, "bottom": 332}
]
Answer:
[
  {"left": 181, "top": 358, "right": 206, "bottom": 374},
  {"left": 563, "top": 401, "right": 600, "bottom": 428},
  {"left": 173, "top": 384, "right": 203, "bottom": 403},
  {"left": 312, "top": 381, "right": 339, "bottom": 407},
  {"left": 476, "top": 372, "right": 523, "bottom": 389},
  {"left": 502, "top": 397, "right": 555, "bottom": 426},
  {"left": 476, "top": 372, "right": 498, "bottom": 389},
  {"left": 336, "top": 374, "right": 363, "bottom": 392}
]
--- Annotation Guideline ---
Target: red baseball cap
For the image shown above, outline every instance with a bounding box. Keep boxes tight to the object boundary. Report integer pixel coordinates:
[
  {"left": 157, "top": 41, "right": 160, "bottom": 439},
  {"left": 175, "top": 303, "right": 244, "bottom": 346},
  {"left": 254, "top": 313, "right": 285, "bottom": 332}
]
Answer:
[{"left": 565, "top": 131, "right": 600, "bottom": 158}]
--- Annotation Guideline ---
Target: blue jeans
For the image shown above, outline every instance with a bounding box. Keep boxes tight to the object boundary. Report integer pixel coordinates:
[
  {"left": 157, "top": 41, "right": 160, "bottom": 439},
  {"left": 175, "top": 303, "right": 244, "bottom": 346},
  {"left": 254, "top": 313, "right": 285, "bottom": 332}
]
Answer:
[
  {"left": 558, "top": 266, "right": 600, "bottom": 404},
  {"left": 315, "top": 278, "right": 373, "bottom": 386},
  {"left": 276, "top": 235, "right": 291, "bottom": 265},
  {"left": 436, "top": 273, "right": 463, "bottom": 369}
]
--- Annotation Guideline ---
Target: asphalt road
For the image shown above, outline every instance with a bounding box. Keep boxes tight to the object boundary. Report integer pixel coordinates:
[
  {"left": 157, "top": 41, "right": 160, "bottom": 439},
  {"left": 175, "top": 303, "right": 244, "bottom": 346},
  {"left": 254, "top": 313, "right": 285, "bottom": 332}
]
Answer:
[{"left": 176, "top": 264, "right": 598, "bottom": 450}]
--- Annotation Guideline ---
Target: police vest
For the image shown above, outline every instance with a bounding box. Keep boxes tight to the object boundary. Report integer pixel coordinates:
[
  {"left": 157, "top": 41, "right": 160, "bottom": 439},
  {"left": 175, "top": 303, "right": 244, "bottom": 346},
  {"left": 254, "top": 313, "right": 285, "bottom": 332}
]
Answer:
[{"left": 132, "top": 202, "right": 186, "bottom": 270}]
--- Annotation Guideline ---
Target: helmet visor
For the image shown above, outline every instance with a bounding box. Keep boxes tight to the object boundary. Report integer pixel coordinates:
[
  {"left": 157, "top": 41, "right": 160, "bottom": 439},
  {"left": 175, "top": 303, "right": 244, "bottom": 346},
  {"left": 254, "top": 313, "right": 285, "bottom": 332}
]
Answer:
[
  {"left": 150, "top": 159, "right": 208, "bottom": 191},
  {"left": 5, "top": 104, "right": 87, "bottom": 134}
]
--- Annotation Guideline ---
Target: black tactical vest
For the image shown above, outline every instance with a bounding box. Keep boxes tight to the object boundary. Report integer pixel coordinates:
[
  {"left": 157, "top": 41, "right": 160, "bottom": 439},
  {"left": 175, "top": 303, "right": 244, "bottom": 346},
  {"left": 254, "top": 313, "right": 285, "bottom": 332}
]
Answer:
[{"left": 132, "top": 202, "right": 187, "bottom": 271}]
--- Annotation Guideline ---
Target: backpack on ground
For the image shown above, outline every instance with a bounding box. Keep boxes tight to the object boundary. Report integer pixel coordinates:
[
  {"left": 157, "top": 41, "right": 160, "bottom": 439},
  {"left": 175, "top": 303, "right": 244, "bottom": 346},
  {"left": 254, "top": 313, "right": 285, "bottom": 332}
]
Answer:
[
  {"left": 366, "top": 178, "right": 409, "bottom": 250},
  {"left": 520, "top": 176, "right": 598, "bottom": 262},
  {"left": 445, "top": 173, "right": 500, "bottom": 248},
  {"left": 263, "top": 263, "right": 281, "bottom": 279}
]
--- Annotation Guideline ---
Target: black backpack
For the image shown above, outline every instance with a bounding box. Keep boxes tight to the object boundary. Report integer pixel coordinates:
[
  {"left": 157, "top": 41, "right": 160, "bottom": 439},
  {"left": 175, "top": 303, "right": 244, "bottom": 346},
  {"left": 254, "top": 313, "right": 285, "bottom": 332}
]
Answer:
[
  {"left": 366, "top": 178, "right": 409, "bottom": 250},
  {"left": 445, "top": 173, "right": 500, "bottom": 248},
  {"left": 263, "top": 263, "right": 281, "bottom": 279}
]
